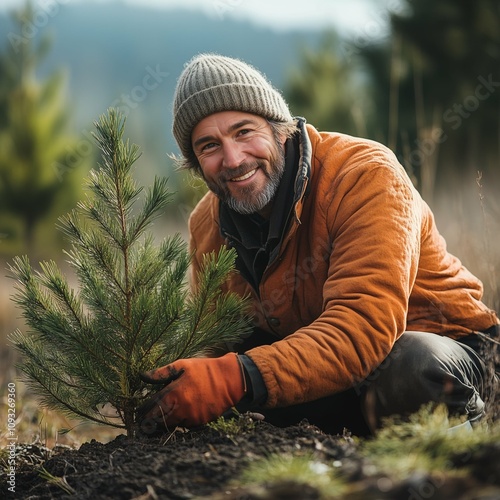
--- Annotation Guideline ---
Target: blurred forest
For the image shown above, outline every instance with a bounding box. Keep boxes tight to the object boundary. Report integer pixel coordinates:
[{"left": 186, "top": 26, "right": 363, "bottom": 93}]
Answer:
[{"left": 0, "top": 0, "right": 499, "bottom": 335}]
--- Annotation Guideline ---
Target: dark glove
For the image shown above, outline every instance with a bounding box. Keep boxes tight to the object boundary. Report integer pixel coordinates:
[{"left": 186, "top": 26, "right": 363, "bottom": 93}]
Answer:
[{"left": 138, "top": 353, "right": 246, "bottom": 432}]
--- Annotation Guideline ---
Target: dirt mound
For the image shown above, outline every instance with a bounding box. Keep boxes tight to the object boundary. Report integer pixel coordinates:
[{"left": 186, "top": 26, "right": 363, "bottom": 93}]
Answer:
[{"left": 3, "top": 418, "right": 500, "bottom": 499}]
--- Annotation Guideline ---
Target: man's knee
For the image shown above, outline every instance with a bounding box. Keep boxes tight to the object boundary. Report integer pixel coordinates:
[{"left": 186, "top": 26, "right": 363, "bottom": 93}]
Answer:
[{"left": 361, "top": 331, "right": 486, "bottom": 430}]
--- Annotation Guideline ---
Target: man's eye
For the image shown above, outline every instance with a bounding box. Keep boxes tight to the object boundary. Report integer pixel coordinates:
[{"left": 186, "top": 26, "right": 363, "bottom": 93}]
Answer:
[
  {"left": 237, "top": 129, "right": 251, "bottom": 136},
  {"left": 201, "top": 142, "right": 217, "bottom": 151}
]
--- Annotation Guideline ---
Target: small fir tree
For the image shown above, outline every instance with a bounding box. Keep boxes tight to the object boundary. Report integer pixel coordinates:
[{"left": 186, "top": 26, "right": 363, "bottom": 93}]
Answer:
[{"left": 9, "top": 109, "right": 251, "bottom": 437}]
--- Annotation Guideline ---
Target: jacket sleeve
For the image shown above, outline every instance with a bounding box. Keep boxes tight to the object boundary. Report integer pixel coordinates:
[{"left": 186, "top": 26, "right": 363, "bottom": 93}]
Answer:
[{"left": 246, "top": 149, "right": 423, "bottom": 408}]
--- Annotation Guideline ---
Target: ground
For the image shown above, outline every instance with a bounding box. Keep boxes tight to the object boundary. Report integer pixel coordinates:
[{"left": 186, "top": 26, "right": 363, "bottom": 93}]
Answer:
[{"left": 3, "top": 415, "right": 500, "bottom": 500}]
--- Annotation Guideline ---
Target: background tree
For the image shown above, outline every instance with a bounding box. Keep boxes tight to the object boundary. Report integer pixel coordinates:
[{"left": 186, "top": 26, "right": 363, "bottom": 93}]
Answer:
[
  {"left": 284, "top": 1, "right": 499, "bottom": 202},
  {"left": 361, "top": 0, "right": 500, "bottom": 198},
  {"left": 0, "top": 1, "right": 88, "bottom": 258},
  {"left": 9, "top": 109, "right": 251, "bottom": 437},
  {"left": 284, "top": 33, "right": 373, "bottom": 139}
]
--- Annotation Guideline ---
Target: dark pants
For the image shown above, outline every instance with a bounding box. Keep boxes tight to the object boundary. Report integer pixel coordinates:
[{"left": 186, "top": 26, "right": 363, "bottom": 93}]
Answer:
[{"left": 243, "top": 326, "right": 499, "bottom": 436}]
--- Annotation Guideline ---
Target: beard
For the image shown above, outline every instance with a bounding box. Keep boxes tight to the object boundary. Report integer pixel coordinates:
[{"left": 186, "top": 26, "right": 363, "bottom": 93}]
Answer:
[{"left": 204, "top": 141, "right": 286, "bottom": 215}]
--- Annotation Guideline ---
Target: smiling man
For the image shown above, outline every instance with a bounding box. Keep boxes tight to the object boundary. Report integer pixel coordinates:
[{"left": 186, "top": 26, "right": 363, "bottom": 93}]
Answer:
[{"left": 138, "top": 54, "right": 499, "bottom": 435}]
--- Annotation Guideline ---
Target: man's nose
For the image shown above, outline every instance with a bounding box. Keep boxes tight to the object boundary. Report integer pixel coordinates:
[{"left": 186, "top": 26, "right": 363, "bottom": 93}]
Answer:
[{"left": 221, "top": 143, "right": 246, "bottom": 169}]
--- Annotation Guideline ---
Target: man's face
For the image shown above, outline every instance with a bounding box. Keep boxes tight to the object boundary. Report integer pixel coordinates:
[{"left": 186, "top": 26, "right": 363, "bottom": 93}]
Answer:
[{"left": 191, "top": 111, "right": 286, "bottom": 217}]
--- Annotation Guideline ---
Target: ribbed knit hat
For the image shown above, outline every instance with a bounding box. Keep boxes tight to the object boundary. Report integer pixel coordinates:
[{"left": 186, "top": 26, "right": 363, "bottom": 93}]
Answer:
[{"left": 172, "top": 53, "right": 293, "bottom": 159}]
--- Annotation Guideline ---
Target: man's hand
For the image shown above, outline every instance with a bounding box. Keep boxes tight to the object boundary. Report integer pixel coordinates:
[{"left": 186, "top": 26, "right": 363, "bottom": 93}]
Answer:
[{"left": 137, "top": 353, "right": 246, "bottom": 432}]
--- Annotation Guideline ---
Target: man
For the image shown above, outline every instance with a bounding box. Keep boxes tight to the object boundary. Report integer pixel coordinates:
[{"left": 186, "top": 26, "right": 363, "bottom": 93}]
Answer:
[{"left": 138, "top": 54, "right": 499, "bottom": 435}]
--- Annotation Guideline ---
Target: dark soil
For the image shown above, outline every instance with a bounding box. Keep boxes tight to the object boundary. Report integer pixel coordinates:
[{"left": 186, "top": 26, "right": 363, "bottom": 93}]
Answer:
[{"left": 3, "top": 417, "right": 500, "bottom": 500}]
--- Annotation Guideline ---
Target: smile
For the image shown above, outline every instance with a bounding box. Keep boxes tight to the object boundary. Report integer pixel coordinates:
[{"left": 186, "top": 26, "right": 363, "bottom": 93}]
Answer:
[{"left": 230, "top": 169, "right": 257, "bottom": 182}]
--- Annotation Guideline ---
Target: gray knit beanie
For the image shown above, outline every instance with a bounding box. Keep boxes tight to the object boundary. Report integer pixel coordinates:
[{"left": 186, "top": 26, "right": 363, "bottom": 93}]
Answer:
[{"left": 172, "top": 53, "right": 293, "bottom": 159}]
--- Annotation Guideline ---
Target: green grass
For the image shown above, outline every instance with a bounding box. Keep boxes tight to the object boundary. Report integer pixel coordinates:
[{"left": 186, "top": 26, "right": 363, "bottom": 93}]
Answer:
[
  {"left": 360, "top": 404, "right": 500, "bottom": 480},
  {"left": 239, "top": 453, "right": 347, "bottom": 499},
  {"left": 207, "top": 411, "right": 257, "bottom": 438}
]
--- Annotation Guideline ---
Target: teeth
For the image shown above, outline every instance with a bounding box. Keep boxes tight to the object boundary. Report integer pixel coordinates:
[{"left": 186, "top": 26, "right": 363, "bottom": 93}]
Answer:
[{"left": 231, "top": 169, "right": 257, "bottom": 182}]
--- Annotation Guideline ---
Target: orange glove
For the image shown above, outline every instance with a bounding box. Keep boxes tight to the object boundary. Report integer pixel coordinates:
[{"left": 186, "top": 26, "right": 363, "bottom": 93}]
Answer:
[{"left": 138, "top": 353, "right": 246, "bottom": 432}]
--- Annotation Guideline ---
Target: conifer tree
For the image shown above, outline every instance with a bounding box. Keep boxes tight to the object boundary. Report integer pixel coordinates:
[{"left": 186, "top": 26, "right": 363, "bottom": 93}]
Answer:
[
  {"left": 0, "top": 1, "right": 87, "bottom": 257},
  {"left": 0, "top": 1, "right": 88, "bottom": 255},
  {"left": 9, "top": 109, "right": 251, "bottom": 437}
]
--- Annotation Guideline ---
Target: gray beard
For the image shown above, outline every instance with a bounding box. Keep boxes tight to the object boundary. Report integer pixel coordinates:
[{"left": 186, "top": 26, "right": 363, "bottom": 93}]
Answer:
[
  {"left": 225, "top": 163, "right": 283, "bottom": 215},
  {"left": 219, "top": 145, "right": 286, "bottom": 215}
]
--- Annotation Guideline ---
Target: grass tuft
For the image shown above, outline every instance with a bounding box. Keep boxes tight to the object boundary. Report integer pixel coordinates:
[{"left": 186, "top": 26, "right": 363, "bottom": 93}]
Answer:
[
  {"left": 38, "top": 466, "right": 76, "bottom": 495},
  {"left": 207, "top": 411, "right": 256, "bottom": 438},
  {"left": 239, "top": 453, "right": 347, "bottom": 499},
  {"left": 361, "top": 404, "right": 500, "bottom": 479}
]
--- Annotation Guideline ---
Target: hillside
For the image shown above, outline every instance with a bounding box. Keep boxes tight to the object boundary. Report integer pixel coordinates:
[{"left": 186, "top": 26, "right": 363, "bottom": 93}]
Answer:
[{"left": 0, "top": 1, "right": 322, "bottom": 178}]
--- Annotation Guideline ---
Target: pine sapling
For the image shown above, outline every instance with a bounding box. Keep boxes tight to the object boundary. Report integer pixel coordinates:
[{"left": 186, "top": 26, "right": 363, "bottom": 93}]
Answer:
[{"left": 9, "top": 108, "right": 251, "bottom": 437}]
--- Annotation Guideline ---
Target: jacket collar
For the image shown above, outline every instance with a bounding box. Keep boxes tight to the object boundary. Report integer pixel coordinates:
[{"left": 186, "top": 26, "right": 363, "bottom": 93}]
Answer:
[{"left": 290, "top": 116, "right": 311, "bottom": 226}]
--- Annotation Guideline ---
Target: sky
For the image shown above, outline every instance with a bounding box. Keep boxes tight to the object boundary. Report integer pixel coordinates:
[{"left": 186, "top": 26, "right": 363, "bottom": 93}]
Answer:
[{"left": 0, "top": 0, "right": 403, "bottom": 35}]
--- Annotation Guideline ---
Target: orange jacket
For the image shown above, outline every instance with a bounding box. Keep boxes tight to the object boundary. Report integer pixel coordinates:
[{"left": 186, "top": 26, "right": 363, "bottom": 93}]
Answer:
[{"left": 188, "top": 121, "right": 499, "bottom": 408}]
